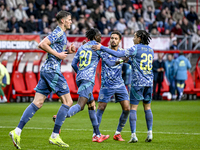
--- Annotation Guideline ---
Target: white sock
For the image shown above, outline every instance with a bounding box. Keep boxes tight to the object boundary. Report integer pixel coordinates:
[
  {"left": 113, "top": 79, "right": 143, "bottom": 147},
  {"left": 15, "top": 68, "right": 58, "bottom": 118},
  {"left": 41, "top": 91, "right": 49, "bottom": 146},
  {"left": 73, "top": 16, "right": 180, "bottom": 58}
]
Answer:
[
  {"left": 148, "top": 130, "right": 152, "bottom": 135},
  {"left": 92, "top": 133, "right": 96, "bottom": 137},
  {"left": 51, "top": 132, "right": 59, "bottom": 139},
  {"left": 131, "top": 133, "right": 136, "bottom": 137},
  {"left": 115, "top": 131, "right": 121, "bottom": 135},
  {"left": 96, "top": 134, "right": 101, "bottom": 138},
  {"left": 15, "top": 127, "right": 22, "bottom": 136}
]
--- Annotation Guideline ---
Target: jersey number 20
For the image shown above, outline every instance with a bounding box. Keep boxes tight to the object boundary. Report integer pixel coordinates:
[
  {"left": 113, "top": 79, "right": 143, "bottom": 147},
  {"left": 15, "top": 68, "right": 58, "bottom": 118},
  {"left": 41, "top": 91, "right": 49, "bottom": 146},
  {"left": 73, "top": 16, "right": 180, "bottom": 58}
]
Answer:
[
  {"left": 140, "top": 53, "right": 153, "bottom": 71},
  {"left": 79, "top": 50, "right": 92, "bottom": 68}
]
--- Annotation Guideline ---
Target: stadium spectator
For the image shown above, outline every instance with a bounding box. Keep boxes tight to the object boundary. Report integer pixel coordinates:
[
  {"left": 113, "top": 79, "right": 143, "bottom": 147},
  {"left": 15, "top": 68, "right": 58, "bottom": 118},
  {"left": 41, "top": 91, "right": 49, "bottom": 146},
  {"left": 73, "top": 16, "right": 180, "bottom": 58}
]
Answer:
[
  {"left": 127, "top": 16, "right": 139, "bottom": 32},
  {"left": 86, "top": 0, "right": 100, "bottom": 10},
  {"left": 181, "top": 18, "right": 194, "bottom": 36},
  {"left": 165, "top": 18, "right": 176, "bottom": 31},
  {"left": 103, "top": 28, "right": 109, "bottom": 35},
  {"left": 179, "top": 0, "right": 188, "bottom": 13},
  {"left": 171, "top": 23, "right": 183, "bottom": 35},
  {"left": 143, "top": 6, "right": 155, "bottom": 27},
  {"left": 124, "top": 6, "right": 134, "bottom": 22},
  {"left": 46, "top": 3, "right": 57, "bottom": 25},
  {"left": 163, "top": 28, "right": 171, "bottom": 35},
  {"left": 186, "top": 6, "right": 198, "bottom": 24},
  {"left": 18, "top": 17, "right": 28, "bottom": 33},
  {"left": 71, "top": 5, "right": 79, "bottom": 21},
  {"left": 148, "top": 20, "right": 158, "bottom": 33},
  {"left": 122, "top": 0, "right": 133, "bottom": 12},
  {"left": 134, "top": 8, "right": 142, "bottom": 21},
  {"left": 104, "top": 0, "right": 115, "bottom": 10},
  {"left": 0, "top": 62, "right": 10, "bottom": 103},
  {"left": 137, "top": 17, "right": 146, "bottom": 30},
  {"left": 26, "top": 2, "right": 38, "bottom": 19},
  {"left": 0, "top": 16, "right": 8, "bottom": 33},
  {"left": 107, "top": 17, "right": 117, "bottom": 32},
  {"left": 2, "top": 5, "right": 14, "bottom": 20},
  {"left": 174, "top": 51, "right": 191, "bottom": 100},
  {"left": 153, "top": 53, "right": 166, "bottom": 100},
  {"left": 90, "top": 6, "right": 101, "bottom": 24},
  {"left": 165, "top": 54, "right": 176, "bottom": 100},
  {"left": 97, "top": 16, "right": 108, "bottom": 34},
  {"left": 37, "top": 4, "right": 47, "bottom": 19},
  {"left": 35, "top": 0, "right": 46, "bottom": 10},
  {"left": 192, "top": 29, "right": 200, "bottom": 47},
  {"left": 172, "top": 7, "right": 185, "bottom": 22},
  {"left": 77, "top": 17, "right": 86, "bottom": 33},
  {"left": 14, "top": 4, "right": 28, "bottom": 21},
  {"left": 78, "top": 5, "right": 86, "bottom": 17},
  {"left": 85, "top": 17, "right": 95, "bottom": 30},
  {"left": 5, "top": 0, "right": 17, "bottom": 9},
  {"left": 38, "top": 15, "right": 49, "bottom": 34},
  {"left": 26, "top": 15, "right": 37, "bottom": 33},
  {"left": 142, "top": 0, "right": 155, "bottom": 12},
  {"left": 16, "top": 0, "right": 27, "bottom": 7},
  {"left": 99, "top": 4, "right": 106, "bottom": 18},
  {"left": 115, "top": 4, "right": 124, "bottom": 20},
  {"left": 7, "top": 16, "right": 19, "bottom": 33},
  {"left": 170, "top": 37, "right": 178, "bottom": 50},
  {"left": 115, "top": 17, "right": 127, "bottom": 34},
  {"left": 162, "top": 0, "right": 178, "bottom": 14},
  {"left": 156, "top": 8, "right": 168, "bottom": 28},
  {"left": 105, "top": 6, "right": 116, "bottom": 21}
]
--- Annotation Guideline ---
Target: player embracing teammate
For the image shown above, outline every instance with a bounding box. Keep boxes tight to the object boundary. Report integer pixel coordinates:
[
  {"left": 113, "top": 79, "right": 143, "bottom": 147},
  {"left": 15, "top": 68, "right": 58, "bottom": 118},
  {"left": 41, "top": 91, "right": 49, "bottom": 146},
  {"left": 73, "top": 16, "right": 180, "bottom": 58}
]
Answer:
[{"left": 92, "top": 30, "right": 154, "bottom": 143}]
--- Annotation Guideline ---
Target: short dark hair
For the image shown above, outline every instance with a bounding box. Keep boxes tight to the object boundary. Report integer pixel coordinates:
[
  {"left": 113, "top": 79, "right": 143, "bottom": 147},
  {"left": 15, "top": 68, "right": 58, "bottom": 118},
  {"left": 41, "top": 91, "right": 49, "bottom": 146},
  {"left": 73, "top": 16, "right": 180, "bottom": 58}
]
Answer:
[
  {"left": 111, "top": 31, "right": 122, "bottom": 40},
  {"left": 135, "top": 30, "right": 152, "bottom": 45},
  {"left": 86, "top": 28, "right": 100, "bottom": 40},
  {"left": 56, "top": 11, "right": 71, "bottom": 23}
]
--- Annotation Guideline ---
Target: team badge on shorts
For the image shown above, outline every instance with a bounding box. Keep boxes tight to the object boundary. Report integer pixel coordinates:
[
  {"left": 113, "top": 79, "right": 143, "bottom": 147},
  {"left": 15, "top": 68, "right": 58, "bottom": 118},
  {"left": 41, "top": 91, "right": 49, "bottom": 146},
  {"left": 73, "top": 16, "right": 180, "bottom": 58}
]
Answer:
[
  {"left": 100, "top": 94, "right": 104, "bottom": 100},
  {"left": 88, "top": 93, "right": 91, "bottom": 98},
  {"left": 62, "top": 83, "right": 67, "bottom": 89}
]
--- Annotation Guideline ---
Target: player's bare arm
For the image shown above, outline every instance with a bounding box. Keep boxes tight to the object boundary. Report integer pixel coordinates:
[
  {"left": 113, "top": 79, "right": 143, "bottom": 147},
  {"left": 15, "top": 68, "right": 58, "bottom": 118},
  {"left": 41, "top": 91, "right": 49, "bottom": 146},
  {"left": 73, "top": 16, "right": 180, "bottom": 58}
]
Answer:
[
  {"left": 91, "top": 43, "right": 102, "bottom": 51},
  {"left": 38, "top": 37, "right": 68, "bottom": 60}
]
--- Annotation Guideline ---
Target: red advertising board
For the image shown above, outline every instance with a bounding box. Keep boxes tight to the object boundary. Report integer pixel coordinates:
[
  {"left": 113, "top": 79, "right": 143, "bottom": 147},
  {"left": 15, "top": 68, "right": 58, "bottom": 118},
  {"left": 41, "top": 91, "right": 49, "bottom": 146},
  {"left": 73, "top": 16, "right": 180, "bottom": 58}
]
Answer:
[{"left": 0, "top": 35, "right": 40, "bottom": 49}]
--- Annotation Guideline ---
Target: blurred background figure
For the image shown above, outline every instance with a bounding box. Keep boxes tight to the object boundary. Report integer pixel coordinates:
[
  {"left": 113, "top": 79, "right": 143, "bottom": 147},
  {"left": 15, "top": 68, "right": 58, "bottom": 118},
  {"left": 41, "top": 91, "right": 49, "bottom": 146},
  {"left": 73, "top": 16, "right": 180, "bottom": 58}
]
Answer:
[
  {"left": 165, "top": 54, "right": 176, "bottom": 100},
  {"left": 174, "top": 51, "right": 191, "bottom": 101},
  {"left": 0, "top": 63, "right": 10, "bottom": 103},
  {"left": 153, "top": 53, "right": 166, "bottom": 100}
]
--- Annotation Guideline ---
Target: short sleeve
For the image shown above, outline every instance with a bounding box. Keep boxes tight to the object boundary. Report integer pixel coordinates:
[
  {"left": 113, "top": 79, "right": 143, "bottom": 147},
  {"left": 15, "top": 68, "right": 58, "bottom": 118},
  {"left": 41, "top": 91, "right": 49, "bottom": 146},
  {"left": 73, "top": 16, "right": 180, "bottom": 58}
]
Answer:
[
  {"left": 47, "top": 30, "right": 63, "bottom": 44},
  {"left": 125, "top": 45, "right": 137, "bottom": 57}
]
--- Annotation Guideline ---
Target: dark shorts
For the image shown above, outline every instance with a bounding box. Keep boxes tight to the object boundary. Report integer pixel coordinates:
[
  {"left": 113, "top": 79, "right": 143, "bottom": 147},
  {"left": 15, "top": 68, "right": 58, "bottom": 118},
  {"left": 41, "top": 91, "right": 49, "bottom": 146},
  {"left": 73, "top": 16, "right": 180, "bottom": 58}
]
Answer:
[
  {"left": 35, "top": 71, "right": 70, "bottom": 97},
  {"left": 130, "top": 86, "right": 153, "bottom": 105},
  {"left": 76, "top": 80, "right": 94, "bottom": 102},
  {"left": 98, "top": 85, "right": 129, "bottom": 103}
]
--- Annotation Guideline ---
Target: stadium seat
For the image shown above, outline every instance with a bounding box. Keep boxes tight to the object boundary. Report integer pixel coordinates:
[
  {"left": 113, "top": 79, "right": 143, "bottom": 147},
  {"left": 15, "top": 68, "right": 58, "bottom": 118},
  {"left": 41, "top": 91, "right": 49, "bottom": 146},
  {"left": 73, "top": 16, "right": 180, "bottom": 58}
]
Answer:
[
  {"left": 25, "top": 71, "right": 37, "bottom": 93},
  {"left": 63, "top": 71, "right": 79, "bottom": 100},
  {"left": 12, "top": 71, "right": 34, "bottom": 99},
  {"left": 184, "top": 71, "right": 194, "bottom": 93}
]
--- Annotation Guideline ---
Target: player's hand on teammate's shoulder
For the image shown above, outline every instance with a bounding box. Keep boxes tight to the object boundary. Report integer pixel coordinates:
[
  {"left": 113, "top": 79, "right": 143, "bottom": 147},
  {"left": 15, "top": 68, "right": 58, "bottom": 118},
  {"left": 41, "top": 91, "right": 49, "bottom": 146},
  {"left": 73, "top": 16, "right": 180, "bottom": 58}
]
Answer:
[
  {"left": 68, "top": 43, "right": 76, "bottom": 54},
  {"left": 57, "top": 51, "right": 68, "bottom": 60},
  {"left": 92, "top": 43, "right": 102, "bottom": 51},
  {"left": 82, "top": 40, "right": 87, "bottom": 45}
]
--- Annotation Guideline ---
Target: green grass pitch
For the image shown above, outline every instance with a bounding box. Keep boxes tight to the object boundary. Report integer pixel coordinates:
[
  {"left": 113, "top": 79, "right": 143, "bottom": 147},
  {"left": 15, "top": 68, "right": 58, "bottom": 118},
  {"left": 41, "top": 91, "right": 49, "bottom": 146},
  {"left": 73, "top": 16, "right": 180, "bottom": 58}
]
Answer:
[{"left": 0, "top": 100, "right": 200, "bottom": 150}]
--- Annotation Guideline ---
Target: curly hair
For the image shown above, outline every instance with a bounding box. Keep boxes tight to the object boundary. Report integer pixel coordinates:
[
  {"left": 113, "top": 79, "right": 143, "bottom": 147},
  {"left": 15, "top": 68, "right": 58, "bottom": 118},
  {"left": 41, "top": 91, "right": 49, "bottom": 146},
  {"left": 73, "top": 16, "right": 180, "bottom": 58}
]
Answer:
[{"left": 135, "top": 30, "right": 152, "bottom": 45}]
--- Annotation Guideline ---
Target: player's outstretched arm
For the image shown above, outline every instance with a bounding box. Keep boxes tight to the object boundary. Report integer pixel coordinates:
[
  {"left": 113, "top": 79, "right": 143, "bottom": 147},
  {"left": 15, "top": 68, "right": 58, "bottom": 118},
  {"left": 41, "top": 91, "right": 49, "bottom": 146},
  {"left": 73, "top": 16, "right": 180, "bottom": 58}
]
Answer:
[
  {"left": 38, "top": 37, "right": 68, "bottom": 60},
  {"left": 92, "top": 43, "right": 125, "bottom": 58}
]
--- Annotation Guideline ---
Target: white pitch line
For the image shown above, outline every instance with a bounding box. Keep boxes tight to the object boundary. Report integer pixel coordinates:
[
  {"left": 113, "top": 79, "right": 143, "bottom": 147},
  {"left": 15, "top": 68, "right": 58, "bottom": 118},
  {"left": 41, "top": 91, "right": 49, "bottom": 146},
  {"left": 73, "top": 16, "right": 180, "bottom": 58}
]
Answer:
[{"left": 0, "top": 126, "right": 200, "bottom": 135}]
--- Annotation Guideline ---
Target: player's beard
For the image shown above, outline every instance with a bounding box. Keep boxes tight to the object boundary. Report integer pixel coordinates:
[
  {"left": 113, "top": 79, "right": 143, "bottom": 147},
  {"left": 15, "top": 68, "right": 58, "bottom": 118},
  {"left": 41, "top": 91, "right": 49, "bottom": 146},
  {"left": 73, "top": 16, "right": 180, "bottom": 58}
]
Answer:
[{"left": 111, "top": 43, "right": 117, "bottom": 48}]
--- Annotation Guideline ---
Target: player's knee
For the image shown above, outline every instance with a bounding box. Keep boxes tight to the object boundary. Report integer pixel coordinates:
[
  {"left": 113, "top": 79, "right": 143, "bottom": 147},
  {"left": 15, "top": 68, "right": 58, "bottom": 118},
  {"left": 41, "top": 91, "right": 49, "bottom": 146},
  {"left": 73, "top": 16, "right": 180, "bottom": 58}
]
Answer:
[
  {"left": 97, "top": 104, "right": 106, "bottom": 111},
  {"left": 33, "top": 101, "right": 43, "bottom": 109},
  {"left": 123, "top": 107, "right": 130, "bottom": 112},
  {"left": 87, "top": 100, "right": 96, "bottom": 110}
]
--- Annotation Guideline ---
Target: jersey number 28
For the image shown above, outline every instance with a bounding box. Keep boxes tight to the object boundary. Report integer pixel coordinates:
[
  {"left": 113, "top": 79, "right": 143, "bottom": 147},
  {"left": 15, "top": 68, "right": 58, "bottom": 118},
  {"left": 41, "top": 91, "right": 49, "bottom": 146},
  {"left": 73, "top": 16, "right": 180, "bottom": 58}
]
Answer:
[{"left": 140, "top": 53, "right": 153, "bottom": 71}]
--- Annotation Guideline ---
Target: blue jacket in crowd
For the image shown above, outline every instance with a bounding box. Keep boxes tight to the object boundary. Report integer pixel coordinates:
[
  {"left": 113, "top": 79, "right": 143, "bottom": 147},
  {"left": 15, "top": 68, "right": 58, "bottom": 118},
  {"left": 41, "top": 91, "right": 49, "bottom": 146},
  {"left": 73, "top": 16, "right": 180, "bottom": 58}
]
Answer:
[{"left": 174, "top": 55, "right": 191, "bottom": 80}]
